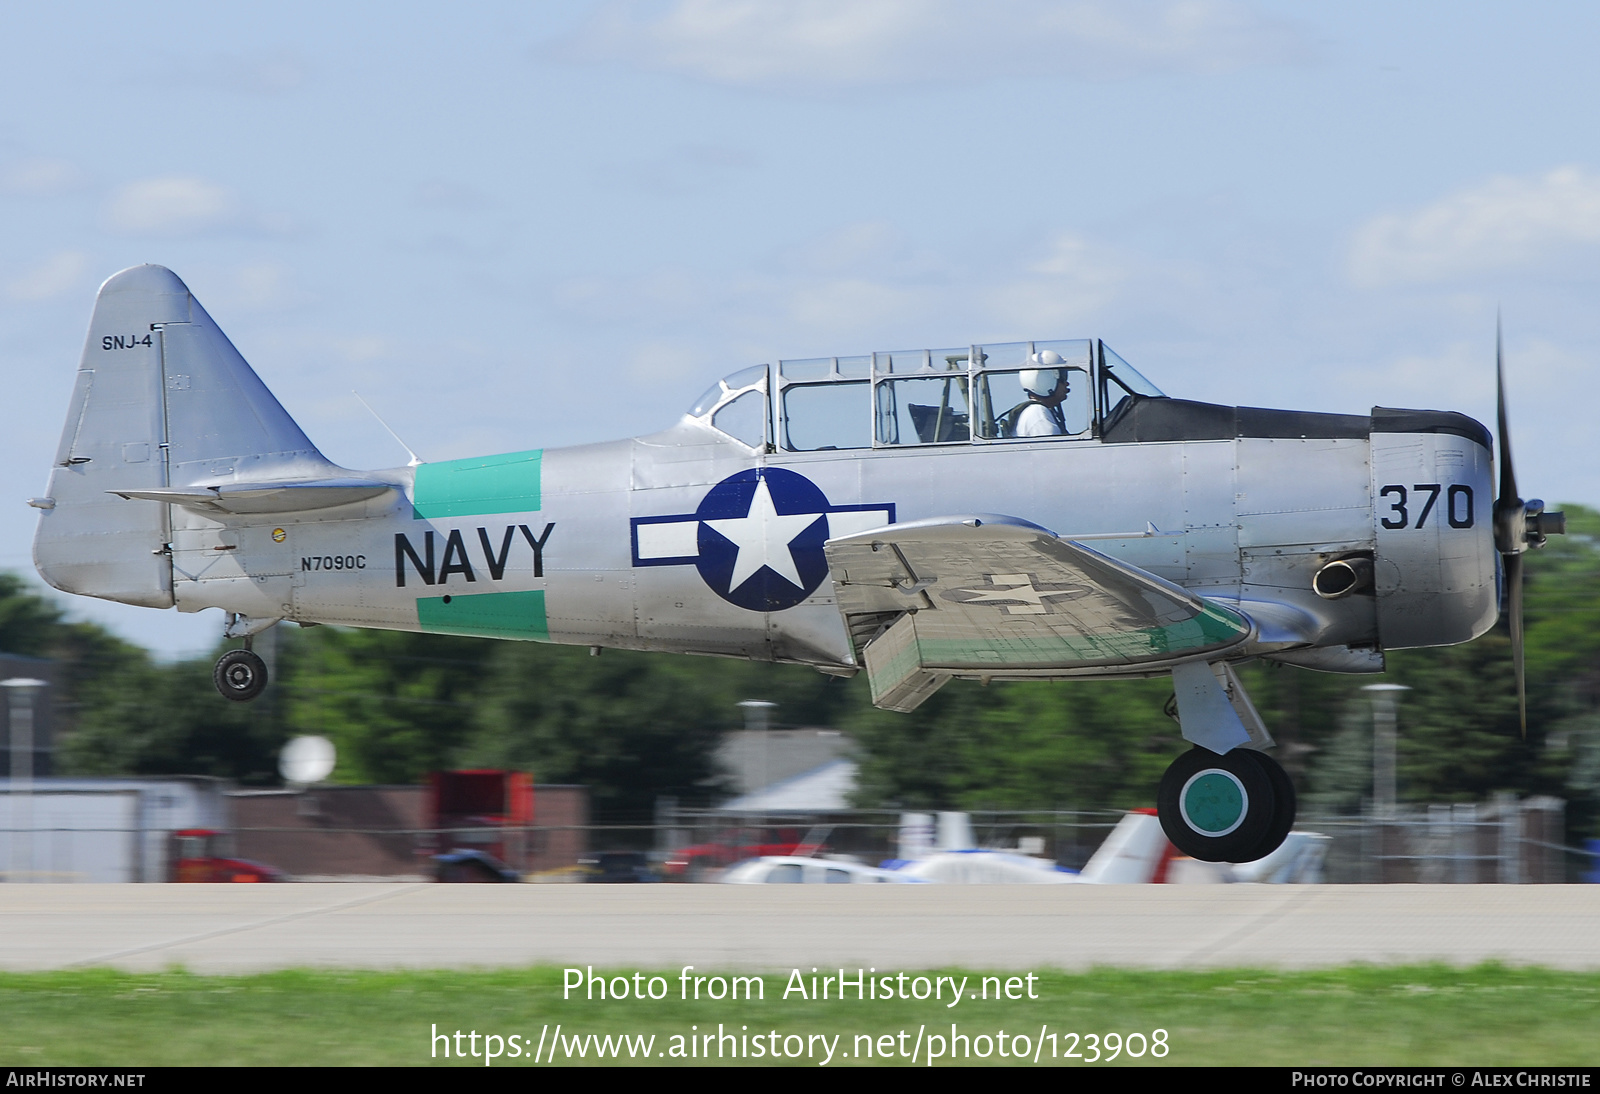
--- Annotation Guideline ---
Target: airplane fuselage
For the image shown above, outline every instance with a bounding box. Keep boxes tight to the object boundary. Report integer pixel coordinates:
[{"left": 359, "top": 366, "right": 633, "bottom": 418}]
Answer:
[
  {"left": 163, "top": 403, "right": 1496, "bottom": 678},
  {"left": 26, "top": 266, "right": 1547, "bottom": 866},
  {"left": 29, "top": 266, "right": 1498, "bottom": 690}
]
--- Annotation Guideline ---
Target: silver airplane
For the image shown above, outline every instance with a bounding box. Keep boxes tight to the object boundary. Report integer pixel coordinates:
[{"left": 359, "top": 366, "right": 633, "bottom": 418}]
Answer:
[{"left": 27, "top": 265, "right": 1564, "bottom": 863}]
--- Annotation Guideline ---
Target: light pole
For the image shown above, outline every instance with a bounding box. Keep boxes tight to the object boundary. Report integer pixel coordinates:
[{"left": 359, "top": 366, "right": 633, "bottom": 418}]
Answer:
[
  {"left": 736, "top": 700, "right": 777, "bottom": 857},
  {"left": 737, "top": 700, "right": 777, "bottom": 794},
  {"left": 2, "top": 678, "right": 48, "bottom": 884},
  {"left": 1361, "top": 684, "right": 1411, "bottom": 818}
]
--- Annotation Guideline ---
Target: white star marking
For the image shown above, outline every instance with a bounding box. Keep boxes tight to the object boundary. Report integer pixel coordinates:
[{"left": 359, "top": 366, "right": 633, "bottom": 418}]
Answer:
[
  {"left": 955, "top": 574, "right": 1081, "bottom": 615},
  {"left": 703, "top": 477, "right": 823, "bottom": 592}
]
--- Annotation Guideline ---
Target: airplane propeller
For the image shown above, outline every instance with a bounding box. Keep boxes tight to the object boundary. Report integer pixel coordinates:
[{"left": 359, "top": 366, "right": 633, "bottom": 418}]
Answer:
[{"left": 1492, "top": 318, "right": 1566, "bottom": 736}]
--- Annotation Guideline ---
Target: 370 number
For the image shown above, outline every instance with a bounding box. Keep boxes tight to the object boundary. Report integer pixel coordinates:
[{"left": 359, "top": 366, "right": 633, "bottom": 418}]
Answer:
[{"left": 1378, "top": 484, "right": 1474, "bottom": 530}]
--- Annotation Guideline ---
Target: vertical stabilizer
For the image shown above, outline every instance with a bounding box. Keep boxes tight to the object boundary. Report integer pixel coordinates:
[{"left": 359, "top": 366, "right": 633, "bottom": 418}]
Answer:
[
  {"left": 1079, "top": 811, "right": 1171, "bottom": 883},
  {"left": 33, "top": 265, "right": 334, "bottom": 608},
  {"left": 159, "top": 285, "right": 326, "bottom": 484}
]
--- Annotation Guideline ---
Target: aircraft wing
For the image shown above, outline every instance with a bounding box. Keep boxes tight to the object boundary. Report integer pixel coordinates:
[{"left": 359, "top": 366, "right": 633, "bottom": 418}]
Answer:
[{"left": 824, "top": 514, "right": 1254, "bottom": 711}]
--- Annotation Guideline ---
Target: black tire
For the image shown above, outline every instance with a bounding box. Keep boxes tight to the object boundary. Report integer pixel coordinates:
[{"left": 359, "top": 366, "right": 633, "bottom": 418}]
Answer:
[
  {"left": 214, "top": 649, "right": 268, "bottom": 702},
  {"left": 1236, "top": 750, "right": 1297, "bottom": 863},
  {"left": 1156, "top": 746, "right": 1275, "bottom": 863}
]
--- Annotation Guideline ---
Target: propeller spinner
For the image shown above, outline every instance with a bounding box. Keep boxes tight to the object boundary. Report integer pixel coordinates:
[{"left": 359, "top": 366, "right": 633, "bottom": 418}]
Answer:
[{"left": 1492, "top": 319, "right": 1566, "bottom": 735}]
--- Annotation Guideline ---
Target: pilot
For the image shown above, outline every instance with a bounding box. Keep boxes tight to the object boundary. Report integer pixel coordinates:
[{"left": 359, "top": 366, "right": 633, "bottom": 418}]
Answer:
[{"left": 1013, "top": 350, "right": 1071, "bottom": 437}]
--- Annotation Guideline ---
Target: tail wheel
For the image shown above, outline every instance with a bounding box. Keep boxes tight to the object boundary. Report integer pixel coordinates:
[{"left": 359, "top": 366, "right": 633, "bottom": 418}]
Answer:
[
  {"left": 1157, "top": 746, "right": 1275, "bottom": 863},
  {"left": 214, "top": 649, "right": 268, "bottom": 702}
]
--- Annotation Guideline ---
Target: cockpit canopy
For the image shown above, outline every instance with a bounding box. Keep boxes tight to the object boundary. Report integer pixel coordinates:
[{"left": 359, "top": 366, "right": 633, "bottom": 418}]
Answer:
[{"left": 688, "top": 340, "right": 1164, "bottom": 450}]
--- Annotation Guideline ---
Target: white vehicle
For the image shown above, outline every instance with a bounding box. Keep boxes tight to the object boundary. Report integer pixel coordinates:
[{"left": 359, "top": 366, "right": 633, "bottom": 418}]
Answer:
[
  {"left": 721, "top": 856, "right": 924, "bottom": 884},
  {"left": 894, "top": 850, "right": 1079, "bottom": 884}
]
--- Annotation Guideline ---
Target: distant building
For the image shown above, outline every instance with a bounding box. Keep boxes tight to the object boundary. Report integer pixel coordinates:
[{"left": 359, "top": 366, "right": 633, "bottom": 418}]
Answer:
[
  {"left": 715, "top": 728, "right": 858, "bottom": 813},
  {"left": 0, "top": 776, "right": 592, "bottom": 882},
  {"left": 0, "top": 776, "right": 230, "bottom": 882},
  {"left": 229, "top": 783, "right": 590, "bottom": 879},
  {"left": 718, "top": 759, "right": 858, "bottom": 813}
]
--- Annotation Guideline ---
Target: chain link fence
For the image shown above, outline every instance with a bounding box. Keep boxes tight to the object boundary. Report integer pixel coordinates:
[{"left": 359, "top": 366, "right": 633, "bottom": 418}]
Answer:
[{"left": 0, "top": 792, "right": 1592, "bottom": 882}]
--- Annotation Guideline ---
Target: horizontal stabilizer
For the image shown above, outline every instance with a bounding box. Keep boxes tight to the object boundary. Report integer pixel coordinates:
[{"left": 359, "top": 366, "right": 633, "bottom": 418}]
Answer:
[{"left": 110, "top": 478, "right": 394, "bottom": 514}]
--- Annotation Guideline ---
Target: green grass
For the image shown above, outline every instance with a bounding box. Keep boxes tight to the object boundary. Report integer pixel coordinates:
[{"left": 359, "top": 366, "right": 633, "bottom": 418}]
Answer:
[{"left": 1, "top": 964, "right": 1596, "bottom": 1066}]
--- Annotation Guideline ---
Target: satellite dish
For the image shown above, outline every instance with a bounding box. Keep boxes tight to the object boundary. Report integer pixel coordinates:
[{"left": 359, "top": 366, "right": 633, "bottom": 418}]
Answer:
[{"left": 279, "top": 735, "right": 336, "bottom": 786}]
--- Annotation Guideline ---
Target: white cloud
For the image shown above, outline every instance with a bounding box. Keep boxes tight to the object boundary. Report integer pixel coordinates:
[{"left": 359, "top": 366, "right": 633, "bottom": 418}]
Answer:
[
  {"left": 786, "top": 277, "right": 921, "bottom": 330},
  {"left": 1350, "top": 168, "right": 1600, "bottom": 287},
  {"left": 622, "top": 338, "right": 715, "bottom": 382},
  {"left": 1335, "top": 333, "right": 1587, "bottom": 429},
  {"left": 791, "top": 221, "right": 1051, "bottom": 341},
  {"left": 193, "top": 263, "right": 306, "bottom": 312},
  {"left": 555, "top": 268, "right": 712, "bottom": 322},
  {"left": 102, "top": 177, "right": 295, "bottom": 237},
  {"left": 1349, "top": 341, "right": 1492, "bottom": 405},
  {"left": 985, "top": 233, "right": 1130, "bottom": 330},
  {"left": 549, "top": 222, "right": 1144, "bottom": 360},
  {"left": 5, "top": 251, "right": 91, "bottom": 301},
  {"left": 793, "top": 220, "right": 916, "bottom": 274},
  {"left": 231, "top": 264, "right": 297, "bottom": 310},
  {"left": 104, "top": 177, "right": 240, "bottom": 236},
  {"left": 1, "top": 158, "right": 88, "bottom": 197},
  {"left": 551, "top": 221, "right": 953, "bottom": 344},
  {"left": 559, "top": 0, "right": 1310, "bottom": 90}
]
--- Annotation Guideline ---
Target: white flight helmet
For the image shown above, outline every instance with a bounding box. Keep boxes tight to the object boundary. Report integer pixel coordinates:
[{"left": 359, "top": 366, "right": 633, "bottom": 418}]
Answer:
[{"left": 1019, "top": 350, "right": 1065, "bottom": 398}]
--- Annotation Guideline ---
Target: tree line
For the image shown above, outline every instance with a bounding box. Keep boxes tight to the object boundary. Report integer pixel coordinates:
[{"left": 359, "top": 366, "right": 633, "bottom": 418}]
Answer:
[{"left": 3, "top": 505, "right": 1597, "bottom": 830}]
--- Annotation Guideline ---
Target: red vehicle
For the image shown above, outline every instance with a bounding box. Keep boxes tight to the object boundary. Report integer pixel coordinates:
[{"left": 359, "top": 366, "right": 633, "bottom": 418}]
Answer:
[
  {"left": 169, "top": 829, "right": 283, "bottom": 883},
  {"left": 428, "top": 771, "right": 534, "bottom": 877},
  {"left": 662, "top": 827, "right": 821, "bottom": 880}
]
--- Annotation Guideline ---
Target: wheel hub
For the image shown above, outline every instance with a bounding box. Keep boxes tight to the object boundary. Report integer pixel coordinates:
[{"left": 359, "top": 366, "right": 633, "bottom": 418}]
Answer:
[
  {"left": 213, "top": 649, "right": 269, "bottom": 702},
  {"left": 1178, "top": 770, "right": 1247, "bottom": 836}
]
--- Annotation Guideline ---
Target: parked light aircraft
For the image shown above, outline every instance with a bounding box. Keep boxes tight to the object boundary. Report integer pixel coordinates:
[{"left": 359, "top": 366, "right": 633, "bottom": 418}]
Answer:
[
  {"left": 28, "top": 266, "right": 1564, "bottom": 863},
  {"left": 722, "top": 810, "right": 1328, "bottom": 884}
]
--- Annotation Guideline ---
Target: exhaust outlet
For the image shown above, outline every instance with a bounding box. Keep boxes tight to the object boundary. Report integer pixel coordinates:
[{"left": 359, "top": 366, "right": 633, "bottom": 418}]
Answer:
[{"left": 1313, "top": 556, "right": 1374, "bottom": 600}]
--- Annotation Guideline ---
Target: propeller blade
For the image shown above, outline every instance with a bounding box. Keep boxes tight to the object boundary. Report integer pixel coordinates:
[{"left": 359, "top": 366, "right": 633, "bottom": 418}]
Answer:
[
  {"left": 1507, "top": 550, "right": 1526, "bottom": 738},
  {"left": 1496, "top": 316, "right": 1519, "bottom": 509}
]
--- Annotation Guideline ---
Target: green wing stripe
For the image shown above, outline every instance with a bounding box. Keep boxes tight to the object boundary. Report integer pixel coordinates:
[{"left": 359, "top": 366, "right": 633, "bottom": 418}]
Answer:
[
  {"left": 413, "top": 449, "right": 542, "bottom": 519},
  {"left": 913, "top": 602, "right": 1249, "bottom": 669},
  {"left": 417, "top": 590, "right": 549, "bottom": 641}
]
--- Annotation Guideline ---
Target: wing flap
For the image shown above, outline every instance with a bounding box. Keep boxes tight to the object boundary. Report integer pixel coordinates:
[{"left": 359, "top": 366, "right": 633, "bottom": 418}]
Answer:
[{"left": 825, "top": 514, "right": 1253, "bottom": 710}]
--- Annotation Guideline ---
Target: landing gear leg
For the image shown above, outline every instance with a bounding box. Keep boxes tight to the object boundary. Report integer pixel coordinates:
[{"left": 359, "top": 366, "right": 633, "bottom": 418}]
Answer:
[
  {"left": 214, "top": 647, "right": 269, "bottom": 702},
  {"left": 1156, "top": 747, "right": 1291, "bottom": 862}
]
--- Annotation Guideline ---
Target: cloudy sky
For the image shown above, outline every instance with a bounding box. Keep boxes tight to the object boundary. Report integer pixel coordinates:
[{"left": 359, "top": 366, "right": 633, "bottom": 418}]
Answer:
[{"left": 3, "top": 2, "right": 1598, "bottom": 656}]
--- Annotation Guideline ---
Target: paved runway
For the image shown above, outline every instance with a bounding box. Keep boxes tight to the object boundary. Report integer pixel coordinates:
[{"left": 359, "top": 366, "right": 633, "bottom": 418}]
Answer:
[{"left": 1, "top": 884, "right": 1597, "bottom": 974}]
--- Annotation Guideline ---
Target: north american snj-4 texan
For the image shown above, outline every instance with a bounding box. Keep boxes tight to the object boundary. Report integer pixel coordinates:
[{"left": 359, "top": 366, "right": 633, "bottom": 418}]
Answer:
[{"left": 28, "top": 265, "right": 1566, "bottom": 863}]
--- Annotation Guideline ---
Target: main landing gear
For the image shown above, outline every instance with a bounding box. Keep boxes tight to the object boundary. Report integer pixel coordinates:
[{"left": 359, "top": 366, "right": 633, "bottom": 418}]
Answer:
[
  {"left": 1156, "top": 746, "right": 1295, "bottom": 863},
  {"left": 213, "top": 641, "right": 268, "bottom": 702}
]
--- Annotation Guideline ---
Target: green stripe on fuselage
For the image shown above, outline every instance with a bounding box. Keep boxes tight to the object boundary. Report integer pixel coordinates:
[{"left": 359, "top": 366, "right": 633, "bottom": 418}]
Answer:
[
  {"left": 416, "top": 590, "right": 549, "bottom": 641},
  {"left": 413, "top": 449, "right": 542, "bottom": 519}
]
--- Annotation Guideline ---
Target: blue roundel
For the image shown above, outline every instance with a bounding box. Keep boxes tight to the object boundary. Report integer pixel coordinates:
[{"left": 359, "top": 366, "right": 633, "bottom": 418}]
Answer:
[{"left": 694, "top": 468, "right": 831, "bottom": 612}]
